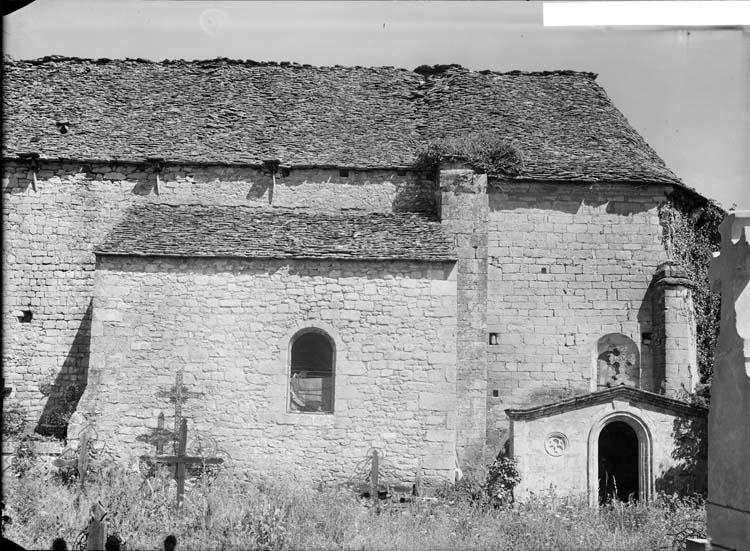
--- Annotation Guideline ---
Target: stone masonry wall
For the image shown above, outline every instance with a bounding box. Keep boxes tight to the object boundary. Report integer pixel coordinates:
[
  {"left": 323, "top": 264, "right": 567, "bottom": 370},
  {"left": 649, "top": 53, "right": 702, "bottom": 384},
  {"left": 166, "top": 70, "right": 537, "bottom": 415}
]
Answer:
[
  {"left": 655, "top": 285, "right": 698, "bottom": 397},
  {"left": 2, "top": 160, "right": 433, "bottom": 426},
  {"left": 438, "top": 168, "right": 488, "bottom": 466},
  {"left": 78, "top": 256, "right": 457, "bottom": 482},
  {"left": 486, "top": 182, "right": 672, "bottom": 456},
  {"left": 510, "top": 399, "right": 705, "bottom": 500}
]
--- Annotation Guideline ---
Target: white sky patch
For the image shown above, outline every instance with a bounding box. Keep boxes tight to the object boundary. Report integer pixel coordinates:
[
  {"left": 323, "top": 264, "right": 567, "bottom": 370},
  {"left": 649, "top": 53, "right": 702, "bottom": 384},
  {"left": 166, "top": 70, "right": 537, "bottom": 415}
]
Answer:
[{"left": 544, "top": 1, "right": 750, "bottom": 27}]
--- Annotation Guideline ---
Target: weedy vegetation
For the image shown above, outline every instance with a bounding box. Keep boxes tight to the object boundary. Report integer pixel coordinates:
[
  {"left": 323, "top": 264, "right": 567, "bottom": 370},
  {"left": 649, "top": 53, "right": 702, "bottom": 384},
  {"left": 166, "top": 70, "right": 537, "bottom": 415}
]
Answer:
[{"left": 3, "top": 451, "right": 705, "bottom": 551}]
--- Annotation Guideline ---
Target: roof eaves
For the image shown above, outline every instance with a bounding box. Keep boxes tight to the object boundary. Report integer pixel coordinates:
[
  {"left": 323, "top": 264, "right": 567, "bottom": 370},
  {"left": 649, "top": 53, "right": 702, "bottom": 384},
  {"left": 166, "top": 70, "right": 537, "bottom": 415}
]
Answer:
[
  {"left": 505, "top": 386, "right": 707, "bottom": 421},
  {"left": 93, "top": 251, "right": 457, "bottom": 262}
]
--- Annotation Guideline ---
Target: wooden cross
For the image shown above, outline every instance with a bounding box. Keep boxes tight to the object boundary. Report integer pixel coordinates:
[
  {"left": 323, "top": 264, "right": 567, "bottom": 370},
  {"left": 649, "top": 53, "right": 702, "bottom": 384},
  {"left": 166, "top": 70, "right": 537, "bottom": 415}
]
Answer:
[
  {"left": 157, "top": 371, "right": 203, "bottom": 450},
  {"left": 141, "top": 418, "right": 223, "bottom": 509}
]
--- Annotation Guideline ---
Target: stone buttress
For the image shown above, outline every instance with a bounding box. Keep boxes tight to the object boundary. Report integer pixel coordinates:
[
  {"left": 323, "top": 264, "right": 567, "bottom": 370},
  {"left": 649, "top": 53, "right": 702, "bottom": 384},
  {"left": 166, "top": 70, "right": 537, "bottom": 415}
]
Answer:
[{"left": 437, "top": 165, "right": 488, "bottom": 466}]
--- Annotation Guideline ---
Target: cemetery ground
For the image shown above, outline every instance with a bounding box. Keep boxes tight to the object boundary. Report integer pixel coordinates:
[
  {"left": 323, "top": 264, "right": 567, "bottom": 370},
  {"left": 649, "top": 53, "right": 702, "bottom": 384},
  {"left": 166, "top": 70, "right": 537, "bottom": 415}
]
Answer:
[{"left": 2, "top": 454, "right": 705, "bottom": 551}]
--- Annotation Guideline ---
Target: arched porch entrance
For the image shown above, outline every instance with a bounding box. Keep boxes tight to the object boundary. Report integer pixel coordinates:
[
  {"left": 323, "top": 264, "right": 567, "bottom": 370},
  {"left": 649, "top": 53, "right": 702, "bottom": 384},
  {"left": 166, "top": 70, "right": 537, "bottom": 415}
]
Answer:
[
  {"left": 598, "top": 421, "right": 639, "bottom": 502},
  {"left": 588, "top": 412, "right": 652, "bottom": 506}
]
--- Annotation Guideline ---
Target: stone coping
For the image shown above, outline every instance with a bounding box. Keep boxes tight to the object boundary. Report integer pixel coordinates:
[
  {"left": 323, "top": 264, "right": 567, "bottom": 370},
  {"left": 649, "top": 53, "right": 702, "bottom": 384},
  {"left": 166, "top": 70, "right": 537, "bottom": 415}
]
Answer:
[{"left": 505, "top": 386, "right": 707, "bottom": 421}]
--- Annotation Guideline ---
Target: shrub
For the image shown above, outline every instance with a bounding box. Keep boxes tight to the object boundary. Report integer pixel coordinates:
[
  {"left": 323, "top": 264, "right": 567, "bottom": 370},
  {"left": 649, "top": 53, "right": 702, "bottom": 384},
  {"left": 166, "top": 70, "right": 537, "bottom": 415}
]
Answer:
[
  {"left": 487, "top": 455, "right": 521, "bottom": 505},
  {"left": 2, "top": 403, "right": 26, "bottom": 438},
  {"left": 416, "top": 132, "right": 524, "bottom": 177},
  {"left": 438, "top": 455, "right": 521, "bottom": 508}
]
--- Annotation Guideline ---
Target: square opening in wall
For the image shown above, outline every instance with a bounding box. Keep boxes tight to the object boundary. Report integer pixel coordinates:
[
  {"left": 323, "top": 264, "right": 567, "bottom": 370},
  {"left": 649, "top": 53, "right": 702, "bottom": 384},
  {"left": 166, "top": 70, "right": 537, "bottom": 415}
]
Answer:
[
  {"left": 492, "top": 390, "right": 499, "bottom": 397},
  {"left": 489, "top": 333, "right": 499, "bottom": 345},
  {"left": 641, "top": 332, "right": 652, "bottom": 346},
  {"left": 17, "top": 310, "right": 33, "bottom": 323},
  {"left": 541, "top": 267, "right": 547, "bottom": 274}
]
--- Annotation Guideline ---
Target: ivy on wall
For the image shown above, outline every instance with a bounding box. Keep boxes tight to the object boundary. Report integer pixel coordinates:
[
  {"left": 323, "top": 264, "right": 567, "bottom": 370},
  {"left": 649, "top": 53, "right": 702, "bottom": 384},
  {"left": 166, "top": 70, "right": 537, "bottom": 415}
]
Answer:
[{"left": 659, "top": 193, "right": 725, "bottom": 386}]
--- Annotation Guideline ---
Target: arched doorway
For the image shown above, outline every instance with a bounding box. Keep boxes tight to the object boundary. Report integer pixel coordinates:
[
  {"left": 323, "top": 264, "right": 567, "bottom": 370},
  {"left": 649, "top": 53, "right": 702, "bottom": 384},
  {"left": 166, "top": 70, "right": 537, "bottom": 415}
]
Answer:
[
  {"left": 598, "top": 421, "right": 639, "bottom": 502},
  {"left": 587, "top": 412, "right": 652, "bottom": 506}
]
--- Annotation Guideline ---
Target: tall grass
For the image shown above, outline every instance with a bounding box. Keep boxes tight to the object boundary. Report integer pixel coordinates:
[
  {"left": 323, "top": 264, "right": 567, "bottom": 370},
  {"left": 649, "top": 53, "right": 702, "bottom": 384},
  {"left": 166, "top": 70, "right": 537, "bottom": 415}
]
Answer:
[{"left": 2, "top": 460, "right": 704, "bottom": 551}]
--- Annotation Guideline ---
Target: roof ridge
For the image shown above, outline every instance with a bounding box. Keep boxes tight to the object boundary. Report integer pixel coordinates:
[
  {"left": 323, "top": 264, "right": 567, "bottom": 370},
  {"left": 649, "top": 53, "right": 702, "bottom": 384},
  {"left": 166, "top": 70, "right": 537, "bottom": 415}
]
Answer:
[
  {"left": 3, "top": 55, "right": 416, "bottom": 73},
  {"left": 4, "top": 56, "right": 596, "bottom": 78}
]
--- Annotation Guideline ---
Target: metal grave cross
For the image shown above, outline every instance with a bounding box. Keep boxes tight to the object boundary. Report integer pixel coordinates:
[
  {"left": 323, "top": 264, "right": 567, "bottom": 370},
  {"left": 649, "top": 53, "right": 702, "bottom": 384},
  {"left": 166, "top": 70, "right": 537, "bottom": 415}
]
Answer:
[
  {"left": 53, "top": 425, "right": 107, "bottom": 488},
  {"left": 141, "top": 418, "right": 223, "bottom": 509},
  {"left": 157, "top": 371, "right": 204, "bottom": 448}
]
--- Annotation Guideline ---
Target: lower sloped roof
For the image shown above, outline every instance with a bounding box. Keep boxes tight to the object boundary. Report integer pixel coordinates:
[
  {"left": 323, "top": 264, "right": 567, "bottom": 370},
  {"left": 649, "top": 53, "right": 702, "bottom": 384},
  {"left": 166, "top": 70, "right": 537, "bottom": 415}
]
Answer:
[
  {"left": 94, "top": 204, "right": 456, "bottom": 261},
  {"left": 505, "top": 386, "right": 707, "bottom": 421}
]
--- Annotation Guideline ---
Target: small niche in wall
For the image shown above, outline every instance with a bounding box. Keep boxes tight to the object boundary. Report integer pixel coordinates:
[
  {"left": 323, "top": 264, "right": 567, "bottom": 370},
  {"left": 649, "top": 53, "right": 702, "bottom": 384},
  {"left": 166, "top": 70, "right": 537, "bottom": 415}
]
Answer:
[
  {"left": 541, "top": 267, "right": 547, "bottom": 274},
  {"left": 641, "top": 332, "right": 652, "bottom": 346},
  {"left": 492, "top": 390, "right": 499, "bottom": 397},
  {"left": 17, "top": 310, "right": 33, "bottom": 323},
  {"left": 339, "top": 169, "right": 349, "bottom": 178},
  {"left": 489, "top": 333, "right": 499, "bottom": 345}
]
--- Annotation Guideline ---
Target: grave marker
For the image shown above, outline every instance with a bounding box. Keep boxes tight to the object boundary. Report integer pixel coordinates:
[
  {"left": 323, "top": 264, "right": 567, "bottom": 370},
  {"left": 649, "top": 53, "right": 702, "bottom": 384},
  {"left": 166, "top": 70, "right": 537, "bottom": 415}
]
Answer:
[
  {"left": 140, "top": 418, "right": 223, "bottom": 509},
  {"left": 53, "top": 425, "right": 107, "bottom": 488},
  {"left": 157, "top": 371, "right": 204, "bottom": 451}
]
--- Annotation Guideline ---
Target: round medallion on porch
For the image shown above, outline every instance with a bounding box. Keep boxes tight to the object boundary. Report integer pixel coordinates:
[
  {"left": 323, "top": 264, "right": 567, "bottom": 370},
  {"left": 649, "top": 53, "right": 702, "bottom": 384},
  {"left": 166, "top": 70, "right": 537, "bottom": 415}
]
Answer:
[{"left": 544, "top": 432, "right": 568, "bottom": 456}]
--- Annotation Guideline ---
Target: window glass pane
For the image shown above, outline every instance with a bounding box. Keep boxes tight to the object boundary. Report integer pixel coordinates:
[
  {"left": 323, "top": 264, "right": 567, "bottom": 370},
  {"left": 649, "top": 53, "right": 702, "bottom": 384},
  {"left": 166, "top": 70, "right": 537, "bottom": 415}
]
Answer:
[{"left": 290, "top": 332, "right": 334, "bottom": 413}]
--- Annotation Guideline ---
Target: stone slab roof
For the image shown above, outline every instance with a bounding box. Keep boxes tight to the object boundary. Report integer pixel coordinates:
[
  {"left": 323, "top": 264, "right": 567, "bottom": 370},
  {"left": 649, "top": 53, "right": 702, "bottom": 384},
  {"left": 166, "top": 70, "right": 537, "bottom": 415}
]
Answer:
[
  {"left": 4, "top": 57, "right": 680, "bottom": 184},
  {"left": 505, "top": 386, "right": 707, "bottom": 421},
  {"left": 94, "top": 204, "right": 456, "bottom": 261}
]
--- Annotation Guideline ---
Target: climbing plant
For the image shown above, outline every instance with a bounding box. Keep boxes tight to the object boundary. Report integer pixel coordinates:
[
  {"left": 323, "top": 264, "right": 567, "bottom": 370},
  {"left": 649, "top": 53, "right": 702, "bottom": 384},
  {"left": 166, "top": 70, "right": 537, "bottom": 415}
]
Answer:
[{"left": 658, "top": 194, "right": 725, "bottom": 386}]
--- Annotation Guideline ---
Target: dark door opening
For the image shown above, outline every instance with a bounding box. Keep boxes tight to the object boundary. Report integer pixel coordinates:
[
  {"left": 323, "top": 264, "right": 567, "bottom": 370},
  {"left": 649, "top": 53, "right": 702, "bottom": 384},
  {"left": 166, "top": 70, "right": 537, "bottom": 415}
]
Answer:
[{"left": 598, "top": 421, "right": 639, "bottom": 503}]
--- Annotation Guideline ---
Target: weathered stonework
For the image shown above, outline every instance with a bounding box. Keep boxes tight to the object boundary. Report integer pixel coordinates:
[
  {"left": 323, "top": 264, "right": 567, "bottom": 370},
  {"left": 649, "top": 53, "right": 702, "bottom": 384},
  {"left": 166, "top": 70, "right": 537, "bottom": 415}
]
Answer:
[
  {"left": 76, "top": 256, "right": 457, "bottom": 482},
  {"left": 652, "top": 261, "right": 698, "bottom": 398},
  {"left": 3, "top": 59, "right": 711, "bottom": 497},
  {"left": 1, "top": 161, "right": 432, "bottom": 423},
  {"left": 507, "top": 387, "right": 707, "bottom": 502},
  {"left": 2, "top": 159, "right": 703, "bottom": 490},
  {"left": 438, "top": 168, "right": 488, "bottom": 466},
  {"left": 485, "top": 182, "right": 676, "bottom": 456}
]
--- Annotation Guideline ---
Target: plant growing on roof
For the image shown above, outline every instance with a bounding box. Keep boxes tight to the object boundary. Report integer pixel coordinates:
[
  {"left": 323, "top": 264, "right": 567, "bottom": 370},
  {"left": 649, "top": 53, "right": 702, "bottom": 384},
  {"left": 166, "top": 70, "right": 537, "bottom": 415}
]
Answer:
[{"left": 416, "top": 132, "right": 524, "bottom": 177}]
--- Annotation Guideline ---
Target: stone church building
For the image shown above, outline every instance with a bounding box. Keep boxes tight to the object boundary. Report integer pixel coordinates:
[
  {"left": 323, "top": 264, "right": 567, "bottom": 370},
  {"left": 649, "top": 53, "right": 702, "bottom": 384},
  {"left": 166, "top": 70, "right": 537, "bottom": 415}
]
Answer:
[{"left": 2, "top": 57, "right": 708, "bottom": 501}]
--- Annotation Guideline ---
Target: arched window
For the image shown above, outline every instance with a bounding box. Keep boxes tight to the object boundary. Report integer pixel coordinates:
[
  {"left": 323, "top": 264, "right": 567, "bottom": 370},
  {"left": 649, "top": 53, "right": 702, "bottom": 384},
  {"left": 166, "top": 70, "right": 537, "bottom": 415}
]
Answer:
[
  {"left": 596, "top": 333, "right": 640, "bottom": 389},
  {"left": 289, "top": 330, "right": 335, "bottom": 413}
]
